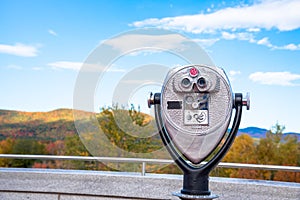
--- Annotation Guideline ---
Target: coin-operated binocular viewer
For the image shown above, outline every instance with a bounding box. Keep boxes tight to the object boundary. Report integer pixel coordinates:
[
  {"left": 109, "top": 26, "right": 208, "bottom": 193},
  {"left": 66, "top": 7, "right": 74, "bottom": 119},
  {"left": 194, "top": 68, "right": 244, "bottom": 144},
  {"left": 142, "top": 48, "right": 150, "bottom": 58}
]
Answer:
[{"left": 148, "top": 64, "right": 250, "bottom": 199}]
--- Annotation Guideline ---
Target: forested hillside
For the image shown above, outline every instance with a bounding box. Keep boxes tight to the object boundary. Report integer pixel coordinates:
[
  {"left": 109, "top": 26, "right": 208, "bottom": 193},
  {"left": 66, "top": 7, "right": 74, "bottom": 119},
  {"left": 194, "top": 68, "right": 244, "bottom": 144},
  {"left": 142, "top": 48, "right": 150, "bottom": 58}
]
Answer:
[
  {"left": 0, "top": 108, "right": 299, "bottom": 182},
  {"left": 0, "top": 109, "right": 90, "bottom": 140}
]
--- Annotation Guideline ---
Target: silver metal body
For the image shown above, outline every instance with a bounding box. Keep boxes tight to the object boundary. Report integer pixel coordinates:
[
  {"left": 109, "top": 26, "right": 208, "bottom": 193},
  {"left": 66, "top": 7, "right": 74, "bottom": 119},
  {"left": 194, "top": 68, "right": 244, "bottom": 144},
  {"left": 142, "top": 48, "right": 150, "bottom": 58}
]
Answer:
[{"left": 161, "top": 64, "right": 233, "bottom": 164}]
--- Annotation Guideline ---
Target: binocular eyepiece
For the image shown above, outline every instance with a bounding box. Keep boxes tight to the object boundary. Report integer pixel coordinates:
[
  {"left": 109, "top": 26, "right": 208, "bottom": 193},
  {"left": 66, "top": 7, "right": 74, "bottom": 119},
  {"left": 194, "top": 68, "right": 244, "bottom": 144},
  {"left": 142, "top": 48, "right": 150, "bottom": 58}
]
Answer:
[{"left": 173, "top": 66, "right": 220, "bottom": 94}]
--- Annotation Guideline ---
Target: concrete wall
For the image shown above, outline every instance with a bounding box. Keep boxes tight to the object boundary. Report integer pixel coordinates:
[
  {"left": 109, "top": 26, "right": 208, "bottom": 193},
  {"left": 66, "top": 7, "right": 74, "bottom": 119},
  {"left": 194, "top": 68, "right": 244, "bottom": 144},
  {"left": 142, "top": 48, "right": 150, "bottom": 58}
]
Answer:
[{"left": 0, "top": 168, "right": 299, "bottom": 200}]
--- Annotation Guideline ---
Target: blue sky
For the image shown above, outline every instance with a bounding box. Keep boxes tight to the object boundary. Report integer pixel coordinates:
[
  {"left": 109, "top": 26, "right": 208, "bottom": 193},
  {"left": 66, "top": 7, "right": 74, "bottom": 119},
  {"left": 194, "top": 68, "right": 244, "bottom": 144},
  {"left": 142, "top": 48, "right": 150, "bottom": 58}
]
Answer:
[{"left": 1, "top": 0, "right": 300, "bottom": 133}]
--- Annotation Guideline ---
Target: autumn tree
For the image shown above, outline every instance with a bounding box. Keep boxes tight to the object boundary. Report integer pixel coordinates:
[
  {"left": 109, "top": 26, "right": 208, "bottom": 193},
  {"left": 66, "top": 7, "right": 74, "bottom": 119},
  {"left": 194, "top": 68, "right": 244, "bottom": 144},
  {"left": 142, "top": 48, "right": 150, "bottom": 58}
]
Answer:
[
  {"left": 0, "top": 138, "right": 14, "bottom": 167},
  {"left": 222, "top": 134, "right": 257, "bottom": 179},
  {"left": 46, "top": 140, "right": 65, "bottom": 155},
  {"left": 255, "top": 123, "right": 300, "bottom": 181},
  {"left": 273, "top": 131, "right": 300, "bottom": 182}
]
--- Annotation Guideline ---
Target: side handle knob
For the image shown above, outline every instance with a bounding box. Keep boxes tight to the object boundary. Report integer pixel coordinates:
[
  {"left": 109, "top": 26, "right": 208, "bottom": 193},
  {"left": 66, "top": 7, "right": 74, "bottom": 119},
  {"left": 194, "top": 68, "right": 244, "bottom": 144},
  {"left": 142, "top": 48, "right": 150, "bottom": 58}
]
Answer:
[
  {"left": 147, "top": 92, "right": 161, "bottom": 108},
  {"left": 242, "top": 92, "right": 250, "bottom": 110}
]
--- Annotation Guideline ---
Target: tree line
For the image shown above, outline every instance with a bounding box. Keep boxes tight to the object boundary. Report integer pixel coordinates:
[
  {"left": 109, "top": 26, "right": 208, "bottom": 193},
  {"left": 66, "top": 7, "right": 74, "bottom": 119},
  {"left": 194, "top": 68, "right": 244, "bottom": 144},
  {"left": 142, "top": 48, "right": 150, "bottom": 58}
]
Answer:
[{"left": 0, "top": 106, "right": 299, "bottom": 182}]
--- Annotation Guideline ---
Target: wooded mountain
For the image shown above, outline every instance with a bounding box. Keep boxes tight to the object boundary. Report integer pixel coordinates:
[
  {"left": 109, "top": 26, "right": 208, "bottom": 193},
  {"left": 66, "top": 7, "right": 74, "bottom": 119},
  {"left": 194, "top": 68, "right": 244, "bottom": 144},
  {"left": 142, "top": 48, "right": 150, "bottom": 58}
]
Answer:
[
  {"left": 0, "top": 109, "right": 299, "bottom": 141},
  {"left": 0, "top": 109, "right": 80, "bottom": 141}
]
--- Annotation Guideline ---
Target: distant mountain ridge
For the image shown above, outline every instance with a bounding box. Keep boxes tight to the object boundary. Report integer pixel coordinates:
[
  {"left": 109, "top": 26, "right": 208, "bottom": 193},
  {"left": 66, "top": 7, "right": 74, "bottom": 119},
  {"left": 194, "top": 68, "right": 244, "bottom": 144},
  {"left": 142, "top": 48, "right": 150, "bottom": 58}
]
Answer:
[{"left": 237, "top": 127, "right": 300, "bottom": 141}]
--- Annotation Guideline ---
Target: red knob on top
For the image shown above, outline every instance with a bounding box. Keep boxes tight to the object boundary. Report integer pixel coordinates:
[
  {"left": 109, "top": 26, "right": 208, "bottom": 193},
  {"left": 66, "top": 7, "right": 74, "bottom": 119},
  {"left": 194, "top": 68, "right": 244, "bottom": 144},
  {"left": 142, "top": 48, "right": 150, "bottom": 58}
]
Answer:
[{"left": 189, "top": 67, "right": 198, "bottom": 77}]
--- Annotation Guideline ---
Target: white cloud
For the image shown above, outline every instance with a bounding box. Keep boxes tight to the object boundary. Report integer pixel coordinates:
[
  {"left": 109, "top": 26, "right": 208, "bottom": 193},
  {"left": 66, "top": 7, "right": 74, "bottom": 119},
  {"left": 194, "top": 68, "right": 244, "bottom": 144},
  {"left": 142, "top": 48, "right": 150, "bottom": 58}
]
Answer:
[
  {"left": 0, "top": 43, "right": 38, "bottom": 57},
  {"left": 106, "top": 65, "right": 126, "bottom": 72},
  {"left": 48, "top": 61, "right": 125, "bottom": 72},
  {"left": 221, "top": 32, "right": 300, "bottom": 50},
  {"left": 247, "top": 28, "right": 261, "bottom": 32},
  {"left": 221, "top": 31, "right": 255, "bottom": 42},
  {"left": 254, "top": 37, "right": 300, "bottom": 50},
  {"left": 249, "top": 71, "right": 300, "bottom": 86},
  {"left": 127, "top": 49, "right": 164, "bottom": 56},
  {"left": 48, "top": 61, "right": 83, "bottom": 70},
  {"left": 193, "top": 38, "right": 220, "bottom": 47},
  {"left": 32, "top": 67, "right": 43, "bottom": 71},
  {"left": 131, "top": 1, "right": 300, "bottom": 51},
  {"left": 105, "top": 33, "right": 188, "bottom": 54},
  {"left": 48, "top": 29, "right": 58, "bottom": 36},
  {"left": 256, "top": 37, "right": 273, "bottom": 47},
  {"left": 132, "top": 0, "right": 300, "bottom": 33},
  {"left": 228, "top": 70, "right": 241, "bottom": 81},
  {"left": 275, "top": 43, "right": 300, "bottom": 50},
  {"left": 229, "top": 70, "right": 241, "bottom": 76},
  {"left": 281, "top": 44, "right": 298, "bottom": 50},
  {"left": 221, "top": 32, "right": 236, "bottom": 40},
  {"left": 7, "top": 64, "right": 22, "bottom": 70}
]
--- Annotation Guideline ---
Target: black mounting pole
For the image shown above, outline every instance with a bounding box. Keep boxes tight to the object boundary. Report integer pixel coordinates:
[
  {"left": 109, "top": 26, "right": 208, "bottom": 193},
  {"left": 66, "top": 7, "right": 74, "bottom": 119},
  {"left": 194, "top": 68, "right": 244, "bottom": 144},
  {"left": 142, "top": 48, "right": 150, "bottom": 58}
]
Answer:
[{"left": 154, "top": 93, "right": 243, "bottom": 199}]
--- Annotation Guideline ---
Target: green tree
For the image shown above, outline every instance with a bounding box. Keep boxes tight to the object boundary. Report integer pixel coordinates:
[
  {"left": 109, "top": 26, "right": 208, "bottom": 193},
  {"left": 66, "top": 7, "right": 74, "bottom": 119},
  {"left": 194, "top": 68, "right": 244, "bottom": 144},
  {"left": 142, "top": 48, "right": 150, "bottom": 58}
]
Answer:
[
  {"left": 63, "top": 135, "right": 93, "bottom": 170},
  {"left": 96, "top": 105, "right": 165, "bottom": 172},
  {"left": 10, "top": 139, "right": 46, "bottom": 168},
  {"left": 64, "top": 135, "right": 89, "bottom": 156},
  {"left": 256, "top": 123, "right": 284, "bottom": 165},
  {"left": 97, "top": 105, "right": 161, "bottom": 155}
]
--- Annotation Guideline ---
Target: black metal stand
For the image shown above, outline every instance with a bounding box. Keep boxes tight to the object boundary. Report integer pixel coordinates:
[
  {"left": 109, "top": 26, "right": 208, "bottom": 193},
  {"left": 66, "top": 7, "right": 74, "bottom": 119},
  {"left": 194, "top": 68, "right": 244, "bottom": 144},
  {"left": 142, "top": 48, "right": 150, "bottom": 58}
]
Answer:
[{"left": 154, "top": 93, "right": 243, "bottom": 199}]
